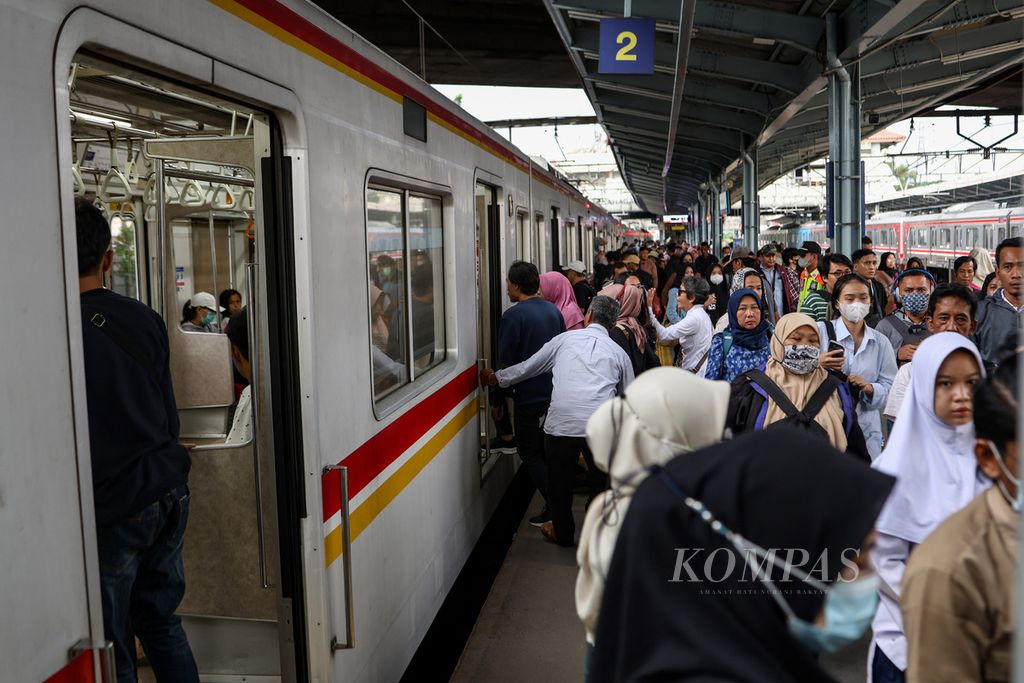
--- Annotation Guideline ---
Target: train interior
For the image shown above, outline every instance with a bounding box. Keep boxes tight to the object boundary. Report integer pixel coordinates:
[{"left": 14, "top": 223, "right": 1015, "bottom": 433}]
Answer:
[{"left": 67, "top": 51, "right": 294, "bottom": 680}]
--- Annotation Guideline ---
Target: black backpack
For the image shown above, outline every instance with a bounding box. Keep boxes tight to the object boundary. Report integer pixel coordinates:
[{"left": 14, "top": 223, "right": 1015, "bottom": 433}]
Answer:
[{"left": 745, "top": 368, "right": 841, "bottom": 443}]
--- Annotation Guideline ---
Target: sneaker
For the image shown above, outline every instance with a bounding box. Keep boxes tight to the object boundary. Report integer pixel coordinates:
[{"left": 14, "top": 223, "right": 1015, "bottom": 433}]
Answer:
[
  {"left": 488, "top": 436, "right": 517, "bottom": 454},
  {"left": 529, "top": 507, "right": 551, "bottom": 527}
]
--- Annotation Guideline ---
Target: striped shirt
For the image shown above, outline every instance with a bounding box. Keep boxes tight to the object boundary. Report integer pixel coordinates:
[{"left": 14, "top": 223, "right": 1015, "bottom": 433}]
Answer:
[{"left": 798, "top": 289, "right": 831, "bottom": 322}]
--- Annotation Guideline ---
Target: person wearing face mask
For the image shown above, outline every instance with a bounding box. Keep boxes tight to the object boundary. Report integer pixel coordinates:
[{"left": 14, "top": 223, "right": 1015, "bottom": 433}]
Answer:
[
  {"left": 883, "top": 284, "right": 978, "bottom": 425},
  {"left": 875, "top": 269, "right": 935, "bottom": 366},
  {"left": 726, "top": 313, "right": 869, "bottom": 460},
  {"left": 797, "top": 240, "right": 825, "bottom": 307},
  {"left": 869, "top": 333, "right": 988, "bottom": 683},
  {"left": 702, "top": 289, "right": 772, "bottom": 382},
  {"left": 180, "top": 291, "right": 223, "bottom": 333},
  {"left": 900, "top": 359, "right": 1018, "bottom": 683},
  {"left": 575, "top": 368, "right": 730, "bottom": 671},
  {"left": 703, "top": 262, "right": 730, "bottom": 326},
  {"left": 817, "top": 274, "right": 897, "bottom": 459},
  {"left": 590, "top": 428, "right": 895, "bottom": 683}
]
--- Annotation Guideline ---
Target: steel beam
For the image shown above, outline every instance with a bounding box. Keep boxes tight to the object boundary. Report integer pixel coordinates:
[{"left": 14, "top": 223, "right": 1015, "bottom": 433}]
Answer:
[
  {"left": 826, "top": 14, "right": 863, "bottom": 258},
  {"left": 551, "top": 0, "right": 823, "bottom": 51},
  {"left": 741, "top": 145, "right": 759, "bottom": 249},
  {"left": 574, "top": 30, "right": 805, "bottom": 93}
]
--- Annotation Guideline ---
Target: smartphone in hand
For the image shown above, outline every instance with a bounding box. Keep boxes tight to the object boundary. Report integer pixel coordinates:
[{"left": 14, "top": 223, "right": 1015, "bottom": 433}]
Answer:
[{"left": 827, "top": 340, "right": 845, "bottom": 358}]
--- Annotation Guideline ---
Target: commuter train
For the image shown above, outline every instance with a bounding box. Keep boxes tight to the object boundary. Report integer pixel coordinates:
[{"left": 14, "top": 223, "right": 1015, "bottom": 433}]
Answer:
[
  {"left": 0, "top": 1, "right": 619, "bottom": 681},
  {"left": 759, "top": 203, "right": 1024, "bottom": 270}
]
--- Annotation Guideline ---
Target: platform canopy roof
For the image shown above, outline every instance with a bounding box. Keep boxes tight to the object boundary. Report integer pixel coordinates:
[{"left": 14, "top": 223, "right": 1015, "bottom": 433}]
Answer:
[
  {"left": 311, "top": 0, "right": 581, "bottom": 87},
  {"left": 539, "top": 0, "right": 1024, "bottom": 213}
]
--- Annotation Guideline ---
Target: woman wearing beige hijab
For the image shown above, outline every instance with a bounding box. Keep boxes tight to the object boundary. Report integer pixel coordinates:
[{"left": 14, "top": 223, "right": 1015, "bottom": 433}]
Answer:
[
  {"left": 576, "top": 367, "right": 731, "bottom": 665},
  {"left": 725, "top": 312, "right": 869, "bottom": 461}
]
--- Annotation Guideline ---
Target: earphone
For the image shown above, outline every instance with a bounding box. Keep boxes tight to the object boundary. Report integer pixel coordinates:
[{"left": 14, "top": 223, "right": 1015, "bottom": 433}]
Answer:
[{"left": 890, "top": 267, "right": 935, "bottom": 302}]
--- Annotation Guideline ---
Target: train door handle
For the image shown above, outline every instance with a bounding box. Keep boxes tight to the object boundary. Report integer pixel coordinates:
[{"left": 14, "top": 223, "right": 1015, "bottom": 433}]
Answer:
[{"left": 324, "top": 464, "right": 355, "bottom": 651}]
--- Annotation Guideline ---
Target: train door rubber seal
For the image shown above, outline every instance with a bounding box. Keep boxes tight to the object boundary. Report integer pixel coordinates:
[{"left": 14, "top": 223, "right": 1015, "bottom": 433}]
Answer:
[{"left": 261, "top": 118, "right": 310, "bottom": 683}]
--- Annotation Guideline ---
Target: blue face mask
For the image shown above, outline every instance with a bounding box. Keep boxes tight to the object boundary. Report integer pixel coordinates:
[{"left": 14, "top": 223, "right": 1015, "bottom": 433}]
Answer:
[
  {"left": 656, "top": 475, "right": 879, "bottom": 656},
  {"left": 203, "top": 311, "right": 217, "bottom": 327},
  {"left": 782, "top": 573, "right": 880, "bottom": 653},
  {"left": 901, "top": 291, "right": 929, "bottom": 315}
]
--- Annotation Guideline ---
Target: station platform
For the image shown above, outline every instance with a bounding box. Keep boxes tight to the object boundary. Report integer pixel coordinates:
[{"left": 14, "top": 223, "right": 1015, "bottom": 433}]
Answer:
[{"left": 451, "top": 491, "right": 871, "bottom": 683}]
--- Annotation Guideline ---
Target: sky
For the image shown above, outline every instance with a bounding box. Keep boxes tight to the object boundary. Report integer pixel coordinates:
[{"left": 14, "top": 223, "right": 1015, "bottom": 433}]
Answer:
[{"left": 436, "top": 84, "right": 1023, "bottom": 176}]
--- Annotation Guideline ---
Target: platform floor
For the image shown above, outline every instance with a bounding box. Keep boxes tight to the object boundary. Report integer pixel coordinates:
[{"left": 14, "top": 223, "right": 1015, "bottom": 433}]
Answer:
[{"left": 451, "top": 491, "right": 870, "bottom": 683}]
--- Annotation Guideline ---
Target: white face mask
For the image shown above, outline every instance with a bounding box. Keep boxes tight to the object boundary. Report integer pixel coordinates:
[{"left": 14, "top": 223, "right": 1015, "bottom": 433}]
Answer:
[
  {"left": 988, "top": 440, "right": 1022, "bottom": 512},
  {"left": 798, "top": 256, "right": 809, "bottom": 269},
  {"left": 710, "top": 273, "right": 724, "bottom": 285},
  {"left": 839, "top": 302, "right": 870, "bottom": 324}
]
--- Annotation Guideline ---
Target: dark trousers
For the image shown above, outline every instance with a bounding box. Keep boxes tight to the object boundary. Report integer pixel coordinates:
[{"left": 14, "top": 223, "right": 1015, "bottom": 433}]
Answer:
[
  {"left": 97, "top": 484, "right": 199, "bottom": 683},
  {"left": 544, "top": 434, "right": 608, "bottom": 545},
  {"left": 871, "top": 646, "right": 905, "bottom": 683},
  {"left": 514, "top": 401, "right": 550, "bottom": 503}
]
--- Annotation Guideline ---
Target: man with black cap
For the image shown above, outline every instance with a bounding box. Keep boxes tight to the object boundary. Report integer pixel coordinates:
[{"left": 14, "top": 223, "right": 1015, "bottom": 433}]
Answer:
[
  {"left": 796, "top": 240, "right": 824, "bottom": 307},
  {"left": 563, "top": 259, "right": 594, "bottom": 313}
]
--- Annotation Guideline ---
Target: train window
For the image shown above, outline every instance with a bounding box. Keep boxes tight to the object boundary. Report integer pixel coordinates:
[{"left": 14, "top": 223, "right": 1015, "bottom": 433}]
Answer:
[
  {"left": 368, "top": 187, "right": 409, "bottom": 398},
  {"left": 964, "top": 227, "right": 979, "bottom": 248},
  {"left": 516, "top": 211, "right": 527, "bottom": 261},
  {"left": 367, "top": 185, "right": 446, "bottom": 401},
  {"left": 108, "top": 209, "right": 140, "bottom": 300},
  {"left": 408, "top": 194, "right": 445, "bottom": 374},
  {"left": 998, "top": 227, "right": 1007, "bottom": 243},
  {"left": 937, "top": 228, "right": 951, "bottom": 248}
]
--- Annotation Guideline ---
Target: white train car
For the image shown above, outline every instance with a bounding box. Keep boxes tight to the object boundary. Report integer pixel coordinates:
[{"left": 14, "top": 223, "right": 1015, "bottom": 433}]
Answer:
[
  {"left": 759, "top": 204, "right": 1024, "bottom": 275},
  {"left": 0, "top": 1, "right": 616, "bottom": 681}
]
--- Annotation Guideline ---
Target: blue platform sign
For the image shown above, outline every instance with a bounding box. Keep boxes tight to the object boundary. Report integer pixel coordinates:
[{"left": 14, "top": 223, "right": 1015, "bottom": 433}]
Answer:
[{"left": 599, "top": 18, "right": 655, "bottom": 74}]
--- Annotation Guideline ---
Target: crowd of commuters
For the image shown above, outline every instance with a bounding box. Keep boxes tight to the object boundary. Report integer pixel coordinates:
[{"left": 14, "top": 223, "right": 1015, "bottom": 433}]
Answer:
[
  {"left": 478, "top": 231, "right": 1020, "bottom": 682},
  {"left": 75, "top": 183, "right": 1020, "bottom": 683}
]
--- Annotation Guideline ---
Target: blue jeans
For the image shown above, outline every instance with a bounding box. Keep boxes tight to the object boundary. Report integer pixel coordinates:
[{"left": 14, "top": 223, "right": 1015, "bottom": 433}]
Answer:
[
  {"left": 97, "top": 484, "right": 198, "bottom": 683},
  {"left": 872, "top": 646, "right": 905, "bottom": 683}
]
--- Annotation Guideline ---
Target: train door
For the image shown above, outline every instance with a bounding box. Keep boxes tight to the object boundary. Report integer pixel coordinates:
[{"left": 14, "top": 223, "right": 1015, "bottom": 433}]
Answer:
[
  {"left": 61, "top": 50, "right": 307, "bottom": 681},
  {"left": 534, "top": 212, "right": 545, "bottom": 270},
  {"left": 475, "top": 180, "right": 503, "bottom": 474},
  {"left": 577, "top": 217, "right": 584, "bottom": 261},
  {"left": 550, "top": 207, "right": 561, "bottom": 271}
]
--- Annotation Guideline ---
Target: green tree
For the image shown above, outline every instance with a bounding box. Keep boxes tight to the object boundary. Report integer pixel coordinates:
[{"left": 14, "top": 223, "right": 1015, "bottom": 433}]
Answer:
[
  {"left": 885, "top": 160, "right": 918, "bottom": 192},
  {"left": 112, "top": 223, "right": 136, "bottom": 275}
]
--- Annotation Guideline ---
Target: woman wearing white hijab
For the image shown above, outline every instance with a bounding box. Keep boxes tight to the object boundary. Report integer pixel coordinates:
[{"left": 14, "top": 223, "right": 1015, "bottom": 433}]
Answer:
[
  {"left": 576, "top": 367, "right": 731, "bottom": 670},
  {"left": 868, "top": 332, "right": 988, "bottom": 682}
]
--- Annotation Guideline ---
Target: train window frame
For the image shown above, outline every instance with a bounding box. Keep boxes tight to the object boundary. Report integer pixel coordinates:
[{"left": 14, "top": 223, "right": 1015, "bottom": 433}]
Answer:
[{"left": 364, "top": 170, "right": 455, "bottom": 419}]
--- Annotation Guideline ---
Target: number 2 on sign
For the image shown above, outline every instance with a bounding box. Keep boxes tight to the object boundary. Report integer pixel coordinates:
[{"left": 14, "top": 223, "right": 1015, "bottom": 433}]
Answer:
[{"left": 616, "top": 31, "right": 638, "bottom": 61}]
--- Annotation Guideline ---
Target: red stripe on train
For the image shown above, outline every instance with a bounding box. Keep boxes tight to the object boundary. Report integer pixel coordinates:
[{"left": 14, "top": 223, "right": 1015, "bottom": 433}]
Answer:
[
  {"left": 43, "top": 650, "right": 94, "bottom": 683},
  {"left": 321, "top": 365, "right": 478, "bottom": 522},
  {"left": 226, "top": 0, "right": 582, "bottom": 197}
]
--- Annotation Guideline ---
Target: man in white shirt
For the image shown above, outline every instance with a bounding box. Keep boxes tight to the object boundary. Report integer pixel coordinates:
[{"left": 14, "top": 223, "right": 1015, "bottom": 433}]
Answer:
[
  {"left": 646, "top": 276, "right": 713, "bottom": 372},
  {"left": 481, "top": 295, "right": 634, "bottom": 546},
  {"left": 883, "top": 284, "right": 977, "bottom": 424}
]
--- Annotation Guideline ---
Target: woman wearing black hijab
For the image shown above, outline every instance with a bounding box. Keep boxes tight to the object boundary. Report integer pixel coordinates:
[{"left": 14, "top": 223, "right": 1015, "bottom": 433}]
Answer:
[{"left": 591, "top": 428, "right": 895, "bottom": 683}]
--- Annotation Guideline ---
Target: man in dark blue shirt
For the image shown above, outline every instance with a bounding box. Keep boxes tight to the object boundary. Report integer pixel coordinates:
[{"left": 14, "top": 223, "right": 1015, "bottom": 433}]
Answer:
[
  {"left": 77, "top": 197, "right": 198, "bottom": 682},
  {"left": 493, "top": 261, "right": 564, "bottom": 525}
]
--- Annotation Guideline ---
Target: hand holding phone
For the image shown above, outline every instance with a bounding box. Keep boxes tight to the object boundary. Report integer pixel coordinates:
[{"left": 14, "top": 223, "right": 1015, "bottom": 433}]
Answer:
[{"left": 827, "top": 340, "right": 845, "bottom": 357}]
